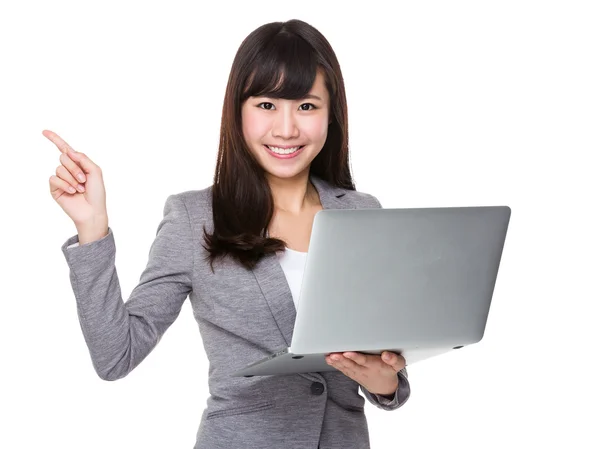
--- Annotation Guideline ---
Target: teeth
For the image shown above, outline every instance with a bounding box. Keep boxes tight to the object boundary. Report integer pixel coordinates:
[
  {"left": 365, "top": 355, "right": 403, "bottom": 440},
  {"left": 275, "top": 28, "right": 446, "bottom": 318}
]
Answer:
[{"left": 267, "top": 145, "right": 302, "bottom": 155}]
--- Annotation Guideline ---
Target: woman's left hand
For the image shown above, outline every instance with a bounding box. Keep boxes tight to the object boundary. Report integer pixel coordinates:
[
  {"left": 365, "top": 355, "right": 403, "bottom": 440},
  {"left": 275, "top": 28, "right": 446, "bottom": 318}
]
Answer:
[{"left": 325, "top": 351, "right": 406, "bottom": 396}]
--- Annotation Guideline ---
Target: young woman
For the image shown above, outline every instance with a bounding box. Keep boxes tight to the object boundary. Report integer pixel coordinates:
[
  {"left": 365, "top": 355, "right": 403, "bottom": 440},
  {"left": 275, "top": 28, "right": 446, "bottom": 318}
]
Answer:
[{"left": 47, "top": 19, "right": 410, "bottom": 449}]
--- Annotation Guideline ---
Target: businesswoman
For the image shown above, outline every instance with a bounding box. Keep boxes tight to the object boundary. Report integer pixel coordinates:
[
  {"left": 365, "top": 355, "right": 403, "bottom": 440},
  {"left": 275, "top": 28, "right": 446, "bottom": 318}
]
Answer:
[{"left": 47, "top": 19, "right": 410, "bottom": 449}]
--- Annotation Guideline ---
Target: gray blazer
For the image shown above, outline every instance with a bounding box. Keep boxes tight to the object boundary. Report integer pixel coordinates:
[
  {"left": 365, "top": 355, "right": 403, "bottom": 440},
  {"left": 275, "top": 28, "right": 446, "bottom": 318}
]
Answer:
[{"left": 61, "top": 174, "right": 410, "bottom": 449}]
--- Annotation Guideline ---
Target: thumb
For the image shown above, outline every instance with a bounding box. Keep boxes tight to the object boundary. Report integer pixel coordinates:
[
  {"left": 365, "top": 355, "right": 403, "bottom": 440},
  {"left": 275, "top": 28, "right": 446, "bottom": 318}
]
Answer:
[
  {"left": 68, "top": 148, "right": 98, "bottom": 175},
  {"left": 382, "top": 351, "right": 405, "bottom": 372}
]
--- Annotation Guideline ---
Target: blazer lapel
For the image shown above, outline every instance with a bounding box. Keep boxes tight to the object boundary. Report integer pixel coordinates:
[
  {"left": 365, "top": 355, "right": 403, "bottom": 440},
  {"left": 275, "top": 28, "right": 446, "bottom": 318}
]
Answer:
[{"left": 252, "top": 174, "right": 351, "bottom": 348}]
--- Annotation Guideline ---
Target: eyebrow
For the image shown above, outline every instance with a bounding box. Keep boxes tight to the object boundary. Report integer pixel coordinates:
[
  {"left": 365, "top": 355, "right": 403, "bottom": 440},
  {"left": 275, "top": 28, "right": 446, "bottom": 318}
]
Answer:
[
  {"left": 255, "top": 94, "right": 323, "bottom": 102},
  {"left": 302, "top": 94, "right": 323, "bottom": 101}
]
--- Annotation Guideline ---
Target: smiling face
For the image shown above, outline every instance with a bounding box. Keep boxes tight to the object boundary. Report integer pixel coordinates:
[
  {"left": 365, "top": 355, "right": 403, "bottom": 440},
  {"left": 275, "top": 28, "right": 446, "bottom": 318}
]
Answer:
[{"left": 241, "top": 69, "right": 331, "bottom": 181}]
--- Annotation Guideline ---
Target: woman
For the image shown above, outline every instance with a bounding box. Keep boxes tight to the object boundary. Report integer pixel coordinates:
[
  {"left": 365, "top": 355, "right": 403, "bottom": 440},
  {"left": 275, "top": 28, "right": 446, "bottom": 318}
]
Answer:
[{"left": 47, "top": 19, "right": 410, "bottom": 449}]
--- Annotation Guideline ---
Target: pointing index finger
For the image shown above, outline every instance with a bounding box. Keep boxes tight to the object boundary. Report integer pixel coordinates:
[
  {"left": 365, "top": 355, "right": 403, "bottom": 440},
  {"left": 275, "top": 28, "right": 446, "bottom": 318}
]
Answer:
[{"left": 42, "top": 130, "right": 75, "bottom": 154}]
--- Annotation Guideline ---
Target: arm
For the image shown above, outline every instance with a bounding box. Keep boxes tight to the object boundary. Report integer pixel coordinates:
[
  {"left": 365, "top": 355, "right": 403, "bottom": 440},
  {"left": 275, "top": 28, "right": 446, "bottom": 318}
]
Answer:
[{"left": 61, "top": 194, "right": 194, "bottom": 381}]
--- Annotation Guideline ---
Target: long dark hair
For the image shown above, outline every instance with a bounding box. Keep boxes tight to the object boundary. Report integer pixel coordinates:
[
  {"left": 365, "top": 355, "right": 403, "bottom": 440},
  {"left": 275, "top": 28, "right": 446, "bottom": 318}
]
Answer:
[{"left": 203, "top": 19, "right": 355, "bottom": 271}]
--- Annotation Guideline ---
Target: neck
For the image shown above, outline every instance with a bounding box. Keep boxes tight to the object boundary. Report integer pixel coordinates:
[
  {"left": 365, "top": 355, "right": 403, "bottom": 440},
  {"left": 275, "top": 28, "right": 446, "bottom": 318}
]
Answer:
[{"left": 267, "top": 171, "right": 318, "bottom": 214}]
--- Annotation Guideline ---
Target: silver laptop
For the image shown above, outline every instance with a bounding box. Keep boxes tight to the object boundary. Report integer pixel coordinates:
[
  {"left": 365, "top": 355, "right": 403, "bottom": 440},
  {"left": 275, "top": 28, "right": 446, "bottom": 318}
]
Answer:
[{"left": 232, "top": 205, "right": 511, "bottom": 377}]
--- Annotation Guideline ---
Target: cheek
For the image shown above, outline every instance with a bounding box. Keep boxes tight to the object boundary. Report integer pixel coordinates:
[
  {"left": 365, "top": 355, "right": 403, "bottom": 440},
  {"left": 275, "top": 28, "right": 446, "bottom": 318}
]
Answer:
[
  {"left": 242, "top": 110, "right": 268, "bottom": 142},
  {"left": 309, "top": 118, "right": 329, "bottom": 142}
]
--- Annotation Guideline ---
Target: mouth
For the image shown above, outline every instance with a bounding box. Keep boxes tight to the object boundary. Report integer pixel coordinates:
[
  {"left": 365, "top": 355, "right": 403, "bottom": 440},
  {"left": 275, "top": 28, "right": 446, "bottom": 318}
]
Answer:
[{"left": 264, "top": 144, "right": 306, "bottom": 158}]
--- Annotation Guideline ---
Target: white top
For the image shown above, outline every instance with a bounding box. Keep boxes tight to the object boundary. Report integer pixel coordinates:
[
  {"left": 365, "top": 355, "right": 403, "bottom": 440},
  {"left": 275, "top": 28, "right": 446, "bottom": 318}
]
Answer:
[
  {"left": 275, "top": 247, "right": 308, "bottom": 311},
  {"left": 67, "top": 241, "right": 307, "bottom": 310}
]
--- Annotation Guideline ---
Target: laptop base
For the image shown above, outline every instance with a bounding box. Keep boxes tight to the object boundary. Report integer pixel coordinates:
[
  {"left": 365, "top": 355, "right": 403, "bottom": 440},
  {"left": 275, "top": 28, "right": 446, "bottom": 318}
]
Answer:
[{"left": 231, "top": 346, "right": 461, "bottom": 377}]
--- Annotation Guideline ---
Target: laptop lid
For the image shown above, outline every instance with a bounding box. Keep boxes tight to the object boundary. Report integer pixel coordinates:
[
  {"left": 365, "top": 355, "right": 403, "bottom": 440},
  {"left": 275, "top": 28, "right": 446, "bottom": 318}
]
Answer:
[{"left": 289, "top": 205, "right": 511, "bottom": 356}]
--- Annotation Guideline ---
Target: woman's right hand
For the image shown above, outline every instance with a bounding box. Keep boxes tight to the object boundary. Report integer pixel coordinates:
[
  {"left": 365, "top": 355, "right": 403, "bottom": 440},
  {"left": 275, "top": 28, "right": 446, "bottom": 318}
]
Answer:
[{"left": 45, "top": 129, "right": 108, "bottom": 228}]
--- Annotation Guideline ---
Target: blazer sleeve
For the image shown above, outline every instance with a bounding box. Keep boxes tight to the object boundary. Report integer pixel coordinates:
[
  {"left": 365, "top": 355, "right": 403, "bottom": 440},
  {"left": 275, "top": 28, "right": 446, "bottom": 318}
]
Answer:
[
  {"left": 359, "top": 192, "right": 412, "bottom": 410},
  {"left": 61, "top": 194, "right": 194, "bottom": 381},
  {"left": 360, "top": 367, "right": 411, "bottom": 411}
]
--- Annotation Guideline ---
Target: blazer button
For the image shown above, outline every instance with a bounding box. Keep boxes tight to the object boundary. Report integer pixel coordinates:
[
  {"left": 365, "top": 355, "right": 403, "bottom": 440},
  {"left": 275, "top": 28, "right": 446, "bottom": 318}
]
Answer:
[{"left": 311, "top": 381, "right": 324, "bottom": 395}]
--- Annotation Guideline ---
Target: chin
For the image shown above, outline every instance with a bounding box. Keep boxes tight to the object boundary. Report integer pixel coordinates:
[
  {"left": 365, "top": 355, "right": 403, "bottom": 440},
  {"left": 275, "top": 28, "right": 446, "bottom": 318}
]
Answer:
[
  {"left": 263, "top": 165, "right": 311, "bottom": 180},
  {"left": 258, "top": 153, "right": 319, "bottom": 180}
]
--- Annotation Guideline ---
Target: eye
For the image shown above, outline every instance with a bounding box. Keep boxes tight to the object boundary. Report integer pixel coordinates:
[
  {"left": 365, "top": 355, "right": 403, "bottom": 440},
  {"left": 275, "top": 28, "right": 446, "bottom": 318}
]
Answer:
[
  {"left": 257, "top": 102, "right": 317, "bottom": 111},
  {"left": 258, "top": 102, "right": 275, "bottom": 110},
  {"left": 300, "top": 103, "right": 316, "bottom": 111}
]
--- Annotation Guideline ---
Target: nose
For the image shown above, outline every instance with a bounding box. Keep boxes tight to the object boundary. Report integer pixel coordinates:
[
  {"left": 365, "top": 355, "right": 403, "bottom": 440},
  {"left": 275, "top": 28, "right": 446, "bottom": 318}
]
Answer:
[{"left": 272, "top": 105, "right": 300, "bottom": 139}]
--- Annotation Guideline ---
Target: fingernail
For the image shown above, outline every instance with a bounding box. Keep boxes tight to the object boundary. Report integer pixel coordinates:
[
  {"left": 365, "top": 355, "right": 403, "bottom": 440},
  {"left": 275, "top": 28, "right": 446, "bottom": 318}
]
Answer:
[
  {"left": 384, "top": 352, "right": 391, "bottom": 360},
  {"left": 77, "top": 184, "right": 85, "bottom": 192},
  {"left": 77, "top": 174, "right": 86, "bottom": 182}
]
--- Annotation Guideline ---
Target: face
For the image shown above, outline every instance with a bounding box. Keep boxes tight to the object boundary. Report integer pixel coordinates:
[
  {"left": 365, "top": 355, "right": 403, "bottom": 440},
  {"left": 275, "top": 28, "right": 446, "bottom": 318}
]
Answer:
[{"left": 241, "top": 70, "right": 331, "bottom": 181}]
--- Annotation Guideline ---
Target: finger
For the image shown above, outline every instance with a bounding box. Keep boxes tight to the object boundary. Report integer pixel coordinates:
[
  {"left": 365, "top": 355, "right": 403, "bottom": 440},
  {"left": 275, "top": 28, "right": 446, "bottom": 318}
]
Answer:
[
  {"left": 56, "top": 165, "right": 85, "bottom": 192},
  {"left": 43, "top": 129, "right": 98, "bottom": 175},
  {"left": 43, "top": 130, "right": 76, "bottom": 155},
  {"left": 342, "top": 352, "right": 369, "bottom": 366},
  {"left": 326, "top": 353, "right": 348, "bottom": 364},
  {"left": 49, "top": 174, "right": 78, "bottom": 195},
  {"left": 65, "top": 148, "right": 98, "bottom": 175},
  {"left": 328, "top": 358, "right": 361, "bottom": 380},
  {"left": 333, "top": 354, "right": 367, "bottom": 375},
  {"left": 381, "top": 351, "right": 406, "bottom": 372},
  {"left": 59, "top": 152, "right": 87, "bottom": 183}
]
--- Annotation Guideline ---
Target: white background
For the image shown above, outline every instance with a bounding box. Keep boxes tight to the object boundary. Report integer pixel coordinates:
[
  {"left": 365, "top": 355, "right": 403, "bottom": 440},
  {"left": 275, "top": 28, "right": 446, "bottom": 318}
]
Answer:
[{"left": 1, "top": 0, "right": 599, "bottom": 448}]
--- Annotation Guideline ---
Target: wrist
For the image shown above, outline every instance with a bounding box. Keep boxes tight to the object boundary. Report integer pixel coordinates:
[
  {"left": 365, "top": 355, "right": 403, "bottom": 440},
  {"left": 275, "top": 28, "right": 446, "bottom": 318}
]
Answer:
[
  {"left": 75, "top": 216, "right": 109, "bottom": 245},
  {"left": 372, "top": 376, "right": 399, "bottom": 397}
]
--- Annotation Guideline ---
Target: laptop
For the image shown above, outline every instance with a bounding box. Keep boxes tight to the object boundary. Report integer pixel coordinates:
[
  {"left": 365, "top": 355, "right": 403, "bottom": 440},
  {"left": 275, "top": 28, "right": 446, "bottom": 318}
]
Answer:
[{"left": 231, "top": 205, "right": 511, "bottom": 377}]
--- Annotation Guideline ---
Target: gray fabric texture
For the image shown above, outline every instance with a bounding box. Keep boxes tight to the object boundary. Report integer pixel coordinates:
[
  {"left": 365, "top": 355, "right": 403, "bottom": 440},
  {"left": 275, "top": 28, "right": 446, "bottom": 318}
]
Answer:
[{"left": 61, "top": 174, "right": 410, "bottom": 449}]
